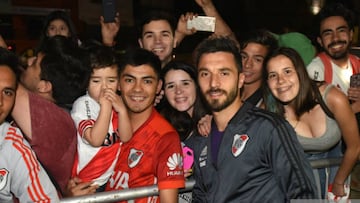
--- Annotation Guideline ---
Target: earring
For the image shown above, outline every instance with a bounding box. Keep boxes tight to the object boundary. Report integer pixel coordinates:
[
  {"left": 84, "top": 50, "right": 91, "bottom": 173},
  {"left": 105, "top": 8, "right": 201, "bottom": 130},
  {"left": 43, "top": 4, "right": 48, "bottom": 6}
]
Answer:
[{"left": 172, "top": 48, "right": 176, "bottom": 59}]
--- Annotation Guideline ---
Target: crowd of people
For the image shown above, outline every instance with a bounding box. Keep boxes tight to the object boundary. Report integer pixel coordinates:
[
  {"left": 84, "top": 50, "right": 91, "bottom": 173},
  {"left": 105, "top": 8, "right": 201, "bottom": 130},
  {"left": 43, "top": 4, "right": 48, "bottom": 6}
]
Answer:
[{"left": 1, "top": 0, "right": 360, "bottom": 202}]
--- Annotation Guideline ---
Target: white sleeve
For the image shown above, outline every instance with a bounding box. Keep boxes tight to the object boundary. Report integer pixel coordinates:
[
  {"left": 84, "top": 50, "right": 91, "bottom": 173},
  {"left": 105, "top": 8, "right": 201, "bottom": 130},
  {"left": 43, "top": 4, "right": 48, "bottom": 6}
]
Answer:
[
  {"left": 7, "top": 127, "right": 60, "bottom": 202},
  {"left": 306, "top": 57, "right": 325, "bottom": 81},
  {"left": 71, "top": 95, "right": 100, "bottom": 129}
]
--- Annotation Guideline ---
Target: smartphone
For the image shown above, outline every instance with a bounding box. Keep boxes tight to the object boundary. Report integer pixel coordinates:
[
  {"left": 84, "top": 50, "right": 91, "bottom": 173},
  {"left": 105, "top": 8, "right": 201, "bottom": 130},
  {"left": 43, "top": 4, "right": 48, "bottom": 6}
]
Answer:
[
  {"left": 102, "top": 0, "right": 116, "bottom": 23},
  {"left": 182, "top": 146, "right": 194, "bottom": 170},
  {"left": 187, "top": 16, "right": 216, "bottom": 32},
  {"left": 350, "top": 73, "right": 360, "bottom": 87}
]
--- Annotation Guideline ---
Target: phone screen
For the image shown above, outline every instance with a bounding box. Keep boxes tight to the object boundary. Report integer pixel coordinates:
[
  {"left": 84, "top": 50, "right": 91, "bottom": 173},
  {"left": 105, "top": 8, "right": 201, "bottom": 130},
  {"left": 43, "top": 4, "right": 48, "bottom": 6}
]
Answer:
[
  {"left": 102, "top": 0, "right": 116, "bottom": 23},
  {"left": 350, "top": 74, "right": 360, "bottom": 88}
]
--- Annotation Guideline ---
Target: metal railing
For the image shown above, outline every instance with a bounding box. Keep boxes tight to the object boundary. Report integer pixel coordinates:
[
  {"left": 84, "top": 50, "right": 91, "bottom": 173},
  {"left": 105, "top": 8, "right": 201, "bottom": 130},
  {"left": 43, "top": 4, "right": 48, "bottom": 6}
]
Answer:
[{"left": 60, "top": 157, "right": 354, "bottom": 203}]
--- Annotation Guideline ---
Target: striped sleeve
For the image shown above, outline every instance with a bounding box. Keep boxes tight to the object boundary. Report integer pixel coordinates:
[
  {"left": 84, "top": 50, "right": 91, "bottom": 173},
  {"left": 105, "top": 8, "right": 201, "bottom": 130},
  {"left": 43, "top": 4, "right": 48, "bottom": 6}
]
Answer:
[
  {"left": 5, "top": 126, "right": 59, "bottom": 202},
  {"left": 254, "top": 110, "right": 318, "bottom": 199},
  {"left": 78, "top": 119, "right": 96, "bottom": 137}
]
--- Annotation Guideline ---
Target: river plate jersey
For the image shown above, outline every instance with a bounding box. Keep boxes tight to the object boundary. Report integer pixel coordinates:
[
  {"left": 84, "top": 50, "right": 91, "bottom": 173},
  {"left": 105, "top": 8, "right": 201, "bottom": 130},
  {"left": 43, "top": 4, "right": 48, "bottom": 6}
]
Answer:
[
  {"left": 106, "top": 109, "right": 185, "bottom": 203},
  {"left": 0, "top": 122, "right": 59, "bottom": 202},
  {"left": 71, "top": 94, "right": 121, "bottom": 186}
]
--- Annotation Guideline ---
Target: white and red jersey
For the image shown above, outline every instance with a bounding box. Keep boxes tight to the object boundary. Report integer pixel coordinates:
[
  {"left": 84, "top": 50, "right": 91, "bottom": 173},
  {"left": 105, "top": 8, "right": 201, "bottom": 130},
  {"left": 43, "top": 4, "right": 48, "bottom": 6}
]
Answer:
[
  {"left": 106, "top": 109, "right": 185, "bottom": 203},
  {"left": 307, "top": 52, "right": 360, "bottom": 94},
  {"left": 0, "top": 122, "right": 59, "bottom": 202},
  {"left": 71, "top": 94, "right": 121, "bottom": 186}
]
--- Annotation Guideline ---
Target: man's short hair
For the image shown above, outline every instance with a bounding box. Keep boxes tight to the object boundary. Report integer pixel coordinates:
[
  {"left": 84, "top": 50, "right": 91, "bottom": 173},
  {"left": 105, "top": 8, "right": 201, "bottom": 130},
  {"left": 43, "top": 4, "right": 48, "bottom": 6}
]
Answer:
[
  {"left": 135, "top": 9, "right": 177, "bottom": 39},
  {"left": 193, "top": 36, "right": 243, "bottom": 72},
  {"left": 119, "top": 47, "right": 162, "bottom": 79},
  {"left": 315, "top": 3, "right": 355, "bottom": 36},
  {"left": 37, "top": 35, "right": 90, "bottom": 109},
  {"left": 0, "top": 47, "right": 21, "bottom": 86}
]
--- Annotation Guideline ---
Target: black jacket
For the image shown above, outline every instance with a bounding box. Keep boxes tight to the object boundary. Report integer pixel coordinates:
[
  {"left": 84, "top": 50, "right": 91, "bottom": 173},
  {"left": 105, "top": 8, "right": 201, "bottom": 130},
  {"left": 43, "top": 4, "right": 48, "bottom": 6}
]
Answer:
[{"left": 192, "top": 102, "right": 318, "bottom": 203}]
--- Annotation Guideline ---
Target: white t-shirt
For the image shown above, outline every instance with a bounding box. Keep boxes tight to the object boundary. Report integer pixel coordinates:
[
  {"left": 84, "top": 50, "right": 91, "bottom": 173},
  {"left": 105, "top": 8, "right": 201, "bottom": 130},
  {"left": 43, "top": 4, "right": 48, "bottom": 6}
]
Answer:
[{"left": 307, "top": 56, "right": 353, "bottom": 94}]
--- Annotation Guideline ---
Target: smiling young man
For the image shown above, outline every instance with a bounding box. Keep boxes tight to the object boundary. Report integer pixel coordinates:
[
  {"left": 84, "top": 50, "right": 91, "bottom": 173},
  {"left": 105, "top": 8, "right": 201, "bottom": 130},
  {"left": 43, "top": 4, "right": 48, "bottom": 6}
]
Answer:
[
  {"left": 239, "top": 29, "right": 278, "bottom": 106},
  {"left": 307, "top": 3, "right": 360, "bottom": 112},
  {"left": 136, "top": 10, "right": 177, "bottom": 69},
  {"left": 0, "top": 47, "right": 59, "bottom": 202},
  {"left": 191, "top": 36, "right": 317, "bottom": 202},
  {"left": 104, "top": 48, "right": 185, "bottom": 203},
  {"left": 306, "top": 3, "right": 360, "bottom": 197}
]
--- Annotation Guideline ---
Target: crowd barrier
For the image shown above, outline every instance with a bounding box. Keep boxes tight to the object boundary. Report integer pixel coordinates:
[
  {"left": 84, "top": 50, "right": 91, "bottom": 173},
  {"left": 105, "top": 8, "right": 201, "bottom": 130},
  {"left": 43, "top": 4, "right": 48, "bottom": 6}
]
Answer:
[{"left": 60, "top": 157, "right": 356, "bottom": 203}]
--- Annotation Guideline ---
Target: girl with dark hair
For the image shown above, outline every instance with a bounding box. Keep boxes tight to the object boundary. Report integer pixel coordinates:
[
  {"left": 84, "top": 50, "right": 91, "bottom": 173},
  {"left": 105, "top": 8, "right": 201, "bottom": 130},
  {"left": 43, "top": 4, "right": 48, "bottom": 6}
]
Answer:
[
  {"left": 160, "top": 60, "right": 210, "bottom": 203},
  {"left": 37, "top": 9, "right": 121, "bottom": 52},
  {"left": 37, "top": 10, "right": 79, "bottom": 51},
  {"left": 263, "top": 47, "right": 360, "bottom": 198},
  {"left": 161, "top": 60, "right": 209, "bottom": 139}
]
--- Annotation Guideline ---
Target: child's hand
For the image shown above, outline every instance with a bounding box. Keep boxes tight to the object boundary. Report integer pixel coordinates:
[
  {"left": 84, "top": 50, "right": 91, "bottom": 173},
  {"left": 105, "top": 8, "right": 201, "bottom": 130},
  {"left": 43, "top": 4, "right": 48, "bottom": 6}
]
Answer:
[
  {"left": 98, "top": 88, "right": 112, "bottom": 108},
  {"left": 103, "top": 89, "right": 126, "bottom": 113}
]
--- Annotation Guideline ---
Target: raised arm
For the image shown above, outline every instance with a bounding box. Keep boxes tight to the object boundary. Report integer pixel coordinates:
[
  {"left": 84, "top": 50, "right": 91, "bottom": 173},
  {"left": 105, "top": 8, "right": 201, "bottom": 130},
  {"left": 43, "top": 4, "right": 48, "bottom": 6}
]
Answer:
[
  {"left": 108, "top": 89, "right": 133, "bottom": 143},
  {"left": 195, "top": 0, "right": 238, "bottom": 44},
  {"left": 100, "top": 12, "right": 120, "bottom": 47},
  {"left": 174, "top": 12, "right": 198, "bottom": 48},
  {"left": 82, "top": 89, "right": 114, "bottom": 147},
  {"left": 175, "top": 0, "right": 238, "bottom": 48}
]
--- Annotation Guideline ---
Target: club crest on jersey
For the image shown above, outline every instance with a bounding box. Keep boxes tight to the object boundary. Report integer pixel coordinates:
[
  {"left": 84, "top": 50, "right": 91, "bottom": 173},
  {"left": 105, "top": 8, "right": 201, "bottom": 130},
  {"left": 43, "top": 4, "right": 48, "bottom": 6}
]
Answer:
[
  {"left": 128, "top": 148, "right": 143, "bottom": 168},
  {"left": 232, "top": 134, "right": 249, "bottom": 157},
  {"left": 0, "top": 168, "right": 9, "bottom": 190}
]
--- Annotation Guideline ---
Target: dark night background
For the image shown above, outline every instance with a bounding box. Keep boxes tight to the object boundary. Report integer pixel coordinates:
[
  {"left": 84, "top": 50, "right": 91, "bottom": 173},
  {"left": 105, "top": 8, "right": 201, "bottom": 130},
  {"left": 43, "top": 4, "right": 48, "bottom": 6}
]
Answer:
[
  {"left": 2, "top": 0, "right": 360, "bottom": 55},
  {"left": 130, "top": 0, "right": 360, "bottom": 55}
]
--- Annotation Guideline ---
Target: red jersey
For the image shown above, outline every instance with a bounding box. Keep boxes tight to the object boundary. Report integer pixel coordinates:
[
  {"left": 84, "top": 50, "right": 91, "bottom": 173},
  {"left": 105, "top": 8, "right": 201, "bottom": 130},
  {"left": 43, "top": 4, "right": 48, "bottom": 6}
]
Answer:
[{"left": 106, "top": 108, "right": 185, "bottom": 203}]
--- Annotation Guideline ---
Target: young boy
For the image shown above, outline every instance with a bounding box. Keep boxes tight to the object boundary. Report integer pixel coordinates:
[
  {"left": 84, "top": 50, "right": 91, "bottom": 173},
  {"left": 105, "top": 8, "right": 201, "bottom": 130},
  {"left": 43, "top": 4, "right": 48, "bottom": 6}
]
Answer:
[{"left": 71, "top": 45, "right": 132, "bottom": 191}]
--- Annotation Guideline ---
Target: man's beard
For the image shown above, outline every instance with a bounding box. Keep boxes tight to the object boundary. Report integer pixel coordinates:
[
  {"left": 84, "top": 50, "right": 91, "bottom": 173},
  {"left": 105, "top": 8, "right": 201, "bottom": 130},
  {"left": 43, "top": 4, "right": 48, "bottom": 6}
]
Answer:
[
  {"left": 204, "top": 86, "right": 239, "bottom": 112},
  {"left": 325, "top": 40, "right": 350, "bottom": 60}
]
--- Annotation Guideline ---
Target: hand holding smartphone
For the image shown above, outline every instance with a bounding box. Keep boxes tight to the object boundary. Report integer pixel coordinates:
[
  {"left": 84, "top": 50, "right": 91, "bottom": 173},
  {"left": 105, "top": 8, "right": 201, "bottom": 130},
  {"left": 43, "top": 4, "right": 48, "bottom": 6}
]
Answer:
[
  {"left": 350, "top": 73, "right": 360, "bottom": 88},
  {"left": 187, "top": 16, "right": 216, "bottom": 32},
  {"left": 102, "top": 0, "right": 116, "bottom": 23}
]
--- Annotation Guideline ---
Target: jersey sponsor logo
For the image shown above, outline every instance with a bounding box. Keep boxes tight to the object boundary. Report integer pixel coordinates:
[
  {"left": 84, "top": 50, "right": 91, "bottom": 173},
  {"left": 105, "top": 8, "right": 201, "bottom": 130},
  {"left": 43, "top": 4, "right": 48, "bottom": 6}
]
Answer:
[
  {"left": 167, "top": 153, "right": 182, "bottom": 170},
  {"left": 166, "top": 153, "right": 183, "bottom": 176},
  {"left": 108, "top": 171, "right": 129, "bottom": 189},
  {"left": 0, "top": 168, "right": 9, "bottom": 190},
  {"left": 128, "top": 148, "right": 143, "bottom": 168},
  {"left": 232, "top": 134, "right": 249, "bottom": 157}
]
